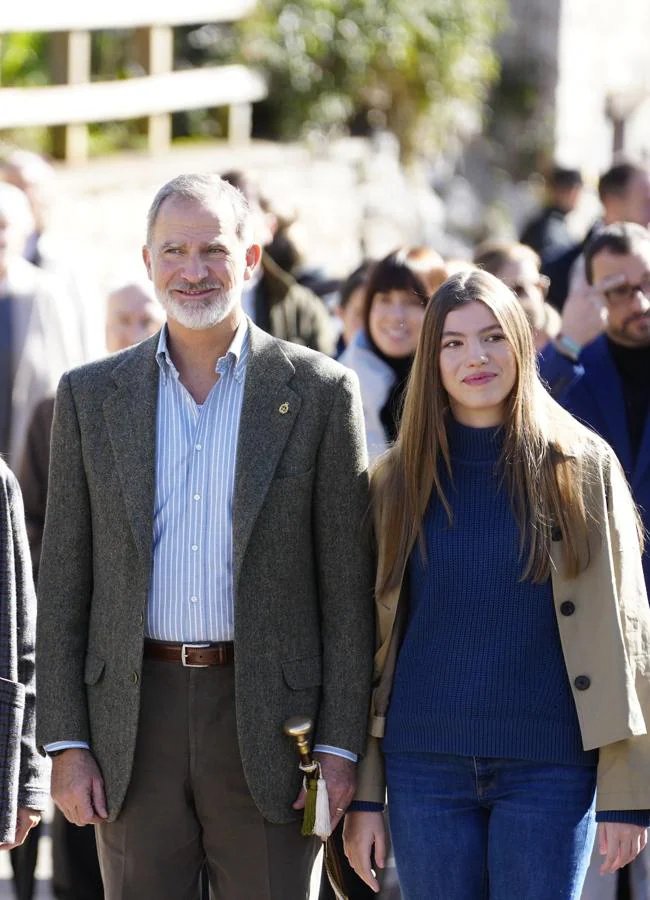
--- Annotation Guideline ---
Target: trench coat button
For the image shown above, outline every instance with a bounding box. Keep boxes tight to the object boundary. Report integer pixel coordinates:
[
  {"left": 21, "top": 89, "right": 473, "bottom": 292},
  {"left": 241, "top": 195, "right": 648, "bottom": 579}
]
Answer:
[
  {"left": 138, "top": 613, "right": 144, "bottom": 626},
  {"left": 560, "top": 601, "right": 575, "bottom": 616},
  {"left": 551, "top": 525, "right": 563, "bottom": 541},
  {"left": 574, "top": 675, "right": 590, "bottom": 691},
  {"left": 131, "top": 671, "right": 139, "bottom": 685}
]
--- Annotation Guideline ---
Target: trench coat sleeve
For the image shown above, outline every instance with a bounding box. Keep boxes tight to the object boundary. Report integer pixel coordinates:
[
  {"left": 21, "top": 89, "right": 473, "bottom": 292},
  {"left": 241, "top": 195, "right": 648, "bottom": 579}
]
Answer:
[
  {"left": 596, "top": 452, "right": 650, "bottom": 812},
  {"left": 6, "top": 471, "right": 50, "bottom": 812},
  {"left": 354, "top": 734, "right": 386, "bottom": 805}
]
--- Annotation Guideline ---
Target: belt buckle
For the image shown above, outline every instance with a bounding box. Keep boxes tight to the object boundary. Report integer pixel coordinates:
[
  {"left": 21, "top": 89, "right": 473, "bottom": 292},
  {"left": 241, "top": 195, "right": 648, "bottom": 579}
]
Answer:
[{"left": 181, "top": 642, "right": 211, "bottom": 668}]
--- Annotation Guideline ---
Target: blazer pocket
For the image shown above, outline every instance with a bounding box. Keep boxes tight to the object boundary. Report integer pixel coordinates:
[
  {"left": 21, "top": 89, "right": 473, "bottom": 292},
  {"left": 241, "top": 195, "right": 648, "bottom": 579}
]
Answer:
[
  {"left": 84, "top": 652, "right": 106, "bottom": 685},
  {"left": 281, "top": 654, "right": 322, "bottom": 690}
]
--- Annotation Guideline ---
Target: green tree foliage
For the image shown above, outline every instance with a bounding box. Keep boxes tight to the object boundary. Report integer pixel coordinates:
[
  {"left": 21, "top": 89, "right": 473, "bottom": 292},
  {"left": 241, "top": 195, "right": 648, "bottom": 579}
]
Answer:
[
  {"left": 0, "top": 33, "right": 50, "bottom": 86},
  {"left": 237, "top": 0, "right": 503, "bottom": 159}
]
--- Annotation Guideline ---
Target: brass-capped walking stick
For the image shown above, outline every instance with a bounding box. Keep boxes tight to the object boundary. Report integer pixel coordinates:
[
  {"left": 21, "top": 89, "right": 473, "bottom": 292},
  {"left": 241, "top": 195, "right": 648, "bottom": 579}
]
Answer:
[{"left": 284, "top": 716, "right": 349, "bottom": 900}]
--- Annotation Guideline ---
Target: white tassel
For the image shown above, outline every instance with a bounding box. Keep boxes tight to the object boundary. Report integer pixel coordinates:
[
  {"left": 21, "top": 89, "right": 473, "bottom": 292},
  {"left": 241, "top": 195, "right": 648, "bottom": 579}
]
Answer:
[{"left": 313, "top": 774, "right": 332, "bottom": 840}]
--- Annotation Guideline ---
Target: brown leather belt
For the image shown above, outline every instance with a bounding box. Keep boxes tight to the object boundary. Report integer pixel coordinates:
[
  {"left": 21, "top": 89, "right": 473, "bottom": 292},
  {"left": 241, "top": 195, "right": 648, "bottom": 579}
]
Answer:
[{"left": 144, "top": 640, "right": 234, "bottom": 667}]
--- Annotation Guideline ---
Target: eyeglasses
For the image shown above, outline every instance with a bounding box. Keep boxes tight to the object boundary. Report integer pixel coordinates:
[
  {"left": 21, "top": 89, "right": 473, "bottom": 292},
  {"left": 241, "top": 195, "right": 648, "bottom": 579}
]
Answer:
[{"left": 604, "top": 277, "right": 650, "bottom": 306}]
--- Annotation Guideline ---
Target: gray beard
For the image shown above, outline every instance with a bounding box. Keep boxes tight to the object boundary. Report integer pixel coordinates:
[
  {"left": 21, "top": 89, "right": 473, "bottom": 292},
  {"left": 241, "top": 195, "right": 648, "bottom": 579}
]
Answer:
[{"left": 159, "top": 286, "right": 238, "bottom": 330}]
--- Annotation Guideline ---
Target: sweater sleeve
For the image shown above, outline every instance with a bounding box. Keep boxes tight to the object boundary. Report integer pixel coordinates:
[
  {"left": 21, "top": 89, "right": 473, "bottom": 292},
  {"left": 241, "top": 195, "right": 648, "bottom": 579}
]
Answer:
[{"left": 596, "top": 810, "right": 650, "bottom": 827}]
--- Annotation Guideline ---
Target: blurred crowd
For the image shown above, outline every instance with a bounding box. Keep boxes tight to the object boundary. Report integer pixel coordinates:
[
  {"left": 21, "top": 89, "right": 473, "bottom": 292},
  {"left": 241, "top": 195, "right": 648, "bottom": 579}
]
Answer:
[{"left": 1, "top": 145, "right": 650, "bottom": 900}]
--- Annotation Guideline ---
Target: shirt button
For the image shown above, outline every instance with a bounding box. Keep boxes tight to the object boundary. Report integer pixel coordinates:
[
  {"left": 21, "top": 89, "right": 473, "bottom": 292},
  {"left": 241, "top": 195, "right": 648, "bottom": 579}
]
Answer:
[
  {"left": 574, "top": 675, "right": 591, "bottom": 691},
  {"left": 191, "top": 544, "right": 198, "bottom": 552},
  {"left": 195, "top": 444, "right": 202, "bottom": 451},
  {"left": 560, "top": 601, "right": 576, "bottom": 616},
  {"left": 193, "top": 494, "right": 201, "bottom": 501},
  {"left": 131, "top": 671, "right": 139, "bottom": 685},
  {"left": 190, "top": 596, "right": 199, "bottom": 604}
]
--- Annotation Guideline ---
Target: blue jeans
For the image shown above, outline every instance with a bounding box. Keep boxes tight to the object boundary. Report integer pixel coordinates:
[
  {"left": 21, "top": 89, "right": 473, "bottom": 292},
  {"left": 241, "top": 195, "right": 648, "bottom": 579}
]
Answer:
[{"left": 386, "top": 752, "right": 597, "bottom": 900}]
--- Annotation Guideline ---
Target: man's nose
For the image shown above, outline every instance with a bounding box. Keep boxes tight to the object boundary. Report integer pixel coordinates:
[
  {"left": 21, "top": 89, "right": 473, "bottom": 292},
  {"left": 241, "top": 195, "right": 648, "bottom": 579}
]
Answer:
[
  {"left": 631, "top": 288, "right": 650, "bottom": 313},
  {"left": 182, "top": 254, "right": 209, "bottom": 281}
]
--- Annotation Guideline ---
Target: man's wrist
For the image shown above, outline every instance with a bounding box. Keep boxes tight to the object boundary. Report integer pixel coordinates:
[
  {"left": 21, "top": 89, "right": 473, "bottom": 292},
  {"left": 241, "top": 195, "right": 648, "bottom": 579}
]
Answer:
[
  {"left": 44, "top": 740, "right": 90, "bottom": 757},
  {"left": 314, "top": 744, "right": 358, "bottom": 763},
  {"left": 554, "top": 332, "right": 582, "bottom": 362}
]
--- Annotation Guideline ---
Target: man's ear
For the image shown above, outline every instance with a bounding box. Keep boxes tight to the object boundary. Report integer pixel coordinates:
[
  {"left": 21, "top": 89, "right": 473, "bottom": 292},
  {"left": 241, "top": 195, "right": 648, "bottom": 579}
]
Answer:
[
  {"left": 142, "top": 245, "right": 153, "bottom": 280},
  {"left": 244, "top": 243, "right": 262, "bottom": 280}
]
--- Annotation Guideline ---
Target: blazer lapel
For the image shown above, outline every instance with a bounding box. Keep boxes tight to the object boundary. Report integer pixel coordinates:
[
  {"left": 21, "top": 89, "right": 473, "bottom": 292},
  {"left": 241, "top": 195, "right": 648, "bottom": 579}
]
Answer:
[
  {"left": 632, "top": 411, "right": 650, "bottom": 488},
  {"left": 102, "top": 335, "right": 159, "bottom": 565},
  {"left": 232, "top": 324, "right": 301, "bottom": 588}
]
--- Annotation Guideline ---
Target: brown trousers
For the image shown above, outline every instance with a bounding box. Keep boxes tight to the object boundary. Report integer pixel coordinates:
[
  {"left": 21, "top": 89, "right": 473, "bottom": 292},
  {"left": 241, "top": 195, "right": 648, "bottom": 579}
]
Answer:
[{"left": 95, "top": 658, "right": 318, "bottom": 900}]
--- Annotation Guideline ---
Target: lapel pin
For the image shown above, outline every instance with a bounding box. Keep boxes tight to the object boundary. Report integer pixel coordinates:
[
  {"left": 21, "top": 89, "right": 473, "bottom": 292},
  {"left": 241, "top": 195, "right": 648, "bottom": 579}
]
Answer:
[{"left": 278, "top": 402, "right": 289, "bottom": 415}]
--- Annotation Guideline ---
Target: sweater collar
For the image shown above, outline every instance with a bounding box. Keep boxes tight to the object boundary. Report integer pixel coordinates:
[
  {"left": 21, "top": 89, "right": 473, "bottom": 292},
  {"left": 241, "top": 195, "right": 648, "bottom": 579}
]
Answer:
[{"left": 446, "top": 416, "right": 504, "bottom": 462}]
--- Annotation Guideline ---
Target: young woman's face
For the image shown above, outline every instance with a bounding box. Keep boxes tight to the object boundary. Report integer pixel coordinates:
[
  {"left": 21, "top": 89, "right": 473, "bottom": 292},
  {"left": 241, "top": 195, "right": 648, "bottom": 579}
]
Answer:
[
  {"left": 439, "top": 300, "right": 517, "bottom": 427},
  {"left": 368, "top": 288, "right": 425, "bottom": 358}
]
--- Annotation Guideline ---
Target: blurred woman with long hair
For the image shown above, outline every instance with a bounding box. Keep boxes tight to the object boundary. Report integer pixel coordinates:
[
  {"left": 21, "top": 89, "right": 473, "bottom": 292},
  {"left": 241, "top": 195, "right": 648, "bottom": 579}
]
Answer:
[
  {"left": 339, "top": 246, "right": 447, "bottom": 461},
  {"left": 344, "top": 269, "right": 650, "bottom": 899}
]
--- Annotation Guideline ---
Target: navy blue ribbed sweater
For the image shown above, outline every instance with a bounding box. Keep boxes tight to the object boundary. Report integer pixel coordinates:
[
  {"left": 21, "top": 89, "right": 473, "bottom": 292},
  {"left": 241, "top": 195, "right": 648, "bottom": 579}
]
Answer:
[
  {"left": 383, "top": 419, "right": 595, "bottom": 766},
  {"left": 380, "top": 419, "right": 650, "bottom": 825}
]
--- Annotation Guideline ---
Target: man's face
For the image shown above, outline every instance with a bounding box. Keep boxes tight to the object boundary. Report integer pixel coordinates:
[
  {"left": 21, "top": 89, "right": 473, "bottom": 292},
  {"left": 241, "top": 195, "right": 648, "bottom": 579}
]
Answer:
[
  {"left": 592, "top": 246, "right": 650, "bottom": 347},
  {"left": 618, "top": 171, "right": 650, "bottom": 228},
  {"left": 105, "top": 285, "right": 165, "bottom": 353},
  {"left": 496, "top": 257, "right": 547, "bottom": 331},
  {"left": 142, "top": 195, "right": 260, "bottom": 331}
]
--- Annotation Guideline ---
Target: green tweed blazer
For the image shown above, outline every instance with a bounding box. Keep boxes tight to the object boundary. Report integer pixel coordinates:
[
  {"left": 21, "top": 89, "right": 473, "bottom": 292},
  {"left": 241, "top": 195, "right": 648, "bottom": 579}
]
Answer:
[{"left": 36, "top": 322, "right": 374, "bottom": 823}]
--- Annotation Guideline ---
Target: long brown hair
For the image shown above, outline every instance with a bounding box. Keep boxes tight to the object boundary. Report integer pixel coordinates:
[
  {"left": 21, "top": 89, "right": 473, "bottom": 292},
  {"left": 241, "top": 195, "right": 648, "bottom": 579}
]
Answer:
[{"left": 374, "top": 268, "right": 608, "bottom": 596}]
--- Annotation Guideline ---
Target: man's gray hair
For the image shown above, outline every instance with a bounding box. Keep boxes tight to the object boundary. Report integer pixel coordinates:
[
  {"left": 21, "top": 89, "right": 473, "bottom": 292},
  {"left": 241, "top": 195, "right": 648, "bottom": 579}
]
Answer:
[{"left": 146, "top": 173, "right": 252, "bottom": 246}]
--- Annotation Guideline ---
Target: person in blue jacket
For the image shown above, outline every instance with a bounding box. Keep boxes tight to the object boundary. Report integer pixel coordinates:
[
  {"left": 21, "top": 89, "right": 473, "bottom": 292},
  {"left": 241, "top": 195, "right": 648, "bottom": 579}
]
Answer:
[{"left": 539, "top": 221, "right": 650, "bottom": 899}]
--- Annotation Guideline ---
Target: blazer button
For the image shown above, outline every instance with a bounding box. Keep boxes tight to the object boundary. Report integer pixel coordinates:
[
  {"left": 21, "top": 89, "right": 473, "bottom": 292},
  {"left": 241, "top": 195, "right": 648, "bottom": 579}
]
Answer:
[
  {"left": 560, "top": 601, "right": 576, "bottom": 616},
  {"left": 131, "top": 671, "right": 139, "bottom": 685},
  {"left": 574, "top": 675, "right": 590, "bottom": 691}
]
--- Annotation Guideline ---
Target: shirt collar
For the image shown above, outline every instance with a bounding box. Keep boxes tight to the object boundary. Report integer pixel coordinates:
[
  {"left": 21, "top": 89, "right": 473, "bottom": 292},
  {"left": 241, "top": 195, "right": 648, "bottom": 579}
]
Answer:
[{"left": 156, "top": 317, "right": 249, "bottom": 383}]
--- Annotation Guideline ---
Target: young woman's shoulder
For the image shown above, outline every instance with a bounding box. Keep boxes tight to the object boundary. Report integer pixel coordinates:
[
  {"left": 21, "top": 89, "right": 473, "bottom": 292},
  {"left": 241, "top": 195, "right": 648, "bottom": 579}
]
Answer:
[{"left": 549, "top": 405, "right": 612, "bottom": 470}]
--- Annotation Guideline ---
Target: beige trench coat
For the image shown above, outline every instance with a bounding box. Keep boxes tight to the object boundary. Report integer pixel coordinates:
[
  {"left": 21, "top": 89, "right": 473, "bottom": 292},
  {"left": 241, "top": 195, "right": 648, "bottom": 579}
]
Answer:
[{"left": 355, "top": 442, "right": 650, "bottom": 815}]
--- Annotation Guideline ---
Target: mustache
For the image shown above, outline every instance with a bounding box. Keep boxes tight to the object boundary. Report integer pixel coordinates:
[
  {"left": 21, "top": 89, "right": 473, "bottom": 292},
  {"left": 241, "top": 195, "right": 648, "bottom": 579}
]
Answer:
[
  {"left": 624, "top": 310, "right": 650, "bottom": 327},
  {"left": 170, "top": 282, "right": 222, "bottom": 292}
]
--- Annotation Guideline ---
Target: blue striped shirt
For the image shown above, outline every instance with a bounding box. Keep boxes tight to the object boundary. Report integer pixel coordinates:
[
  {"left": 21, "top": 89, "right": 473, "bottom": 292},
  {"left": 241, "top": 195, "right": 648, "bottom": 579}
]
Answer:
[{"left": 146, "top": 319, "right": 248, "bottom": 642}]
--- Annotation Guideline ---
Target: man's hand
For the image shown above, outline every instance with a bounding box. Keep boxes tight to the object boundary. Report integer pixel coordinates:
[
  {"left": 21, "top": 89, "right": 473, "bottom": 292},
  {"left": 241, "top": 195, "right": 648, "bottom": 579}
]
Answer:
[
  {"left": 51, "top": 748, "right": 108, "bottom": 826},
  {"left": 0, "top": 808, "right": 41, "bottom": 850},
  {"left": 560, "top": 280, "right": 606, "bottom": 349},
  {"left": 292, "top": 752, "right": 357, "bottom": 832},
  {"left": 598, "top": 822, "right": 647, "bottom": 875},
  {"left": 343, "top": 810, "right": 386, "bottom": 893},
  {"left": 560, "top": 273, "right": 626, "bottom": 350}
]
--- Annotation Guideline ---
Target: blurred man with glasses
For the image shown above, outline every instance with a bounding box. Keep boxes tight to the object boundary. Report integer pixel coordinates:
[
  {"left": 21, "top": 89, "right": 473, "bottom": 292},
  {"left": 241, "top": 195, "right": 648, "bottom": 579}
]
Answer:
[{"left": 540, "top": 221, "right": 650, "bottom": 899}]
